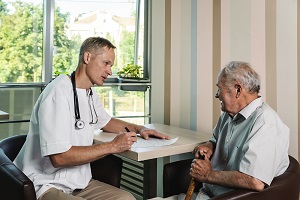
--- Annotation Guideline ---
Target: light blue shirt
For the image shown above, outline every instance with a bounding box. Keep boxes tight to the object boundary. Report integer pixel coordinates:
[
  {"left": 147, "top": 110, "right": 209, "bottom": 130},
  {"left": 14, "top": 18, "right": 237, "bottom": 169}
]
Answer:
[{"left": 203, "top": 97, "right": 290, "bottom": 197}]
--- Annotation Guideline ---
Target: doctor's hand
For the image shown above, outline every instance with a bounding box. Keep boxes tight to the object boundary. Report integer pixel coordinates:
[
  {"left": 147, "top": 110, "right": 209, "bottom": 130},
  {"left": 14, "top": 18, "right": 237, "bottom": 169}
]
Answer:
[
  {"left": 110, "top": 132, "right": 137, "bottom": 153},
  {"left": 139, "top": 128, "right": 170, "bottom": 140}
]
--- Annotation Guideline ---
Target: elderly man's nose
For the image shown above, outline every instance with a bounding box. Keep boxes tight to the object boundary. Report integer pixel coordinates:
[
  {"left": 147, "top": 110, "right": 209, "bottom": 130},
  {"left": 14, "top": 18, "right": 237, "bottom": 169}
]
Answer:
[{"left": 215, "top": 90, "right": 220, "bottom": 98}]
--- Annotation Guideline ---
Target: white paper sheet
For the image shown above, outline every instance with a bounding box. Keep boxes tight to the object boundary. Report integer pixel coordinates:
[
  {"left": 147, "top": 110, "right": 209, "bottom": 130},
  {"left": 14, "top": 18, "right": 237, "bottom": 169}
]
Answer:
[{"left": 132, "top": 137, "right": 178, "bottom": 148}]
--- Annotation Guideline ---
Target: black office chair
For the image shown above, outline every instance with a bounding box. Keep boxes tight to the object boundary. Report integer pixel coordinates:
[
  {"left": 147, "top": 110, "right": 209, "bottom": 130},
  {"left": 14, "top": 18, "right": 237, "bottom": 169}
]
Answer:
[
  {"left": 163, "top": 156, "right": 300, "bottom": 200},
  {"left": 0, "top": 134, "right": 124, "bottom": 200}
]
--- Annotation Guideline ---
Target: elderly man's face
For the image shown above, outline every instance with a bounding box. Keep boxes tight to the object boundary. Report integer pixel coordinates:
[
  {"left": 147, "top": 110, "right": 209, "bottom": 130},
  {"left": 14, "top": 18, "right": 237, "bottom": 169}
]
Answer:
[{"left": 215, "top": 79, "right": 238, "bottom": 116}]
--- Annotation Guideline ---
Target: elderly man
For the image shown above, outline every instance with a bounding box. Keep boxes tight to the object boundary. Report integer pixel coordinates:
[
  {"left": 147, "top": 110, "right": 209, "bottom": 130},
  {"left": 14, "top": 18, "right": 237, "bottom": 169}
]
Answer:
[
  {"left": 151, "top": 61, "right": 290, "bottom": 200},
  {"left": 190, "top": 61, "right": 290, "bottom": 199}
]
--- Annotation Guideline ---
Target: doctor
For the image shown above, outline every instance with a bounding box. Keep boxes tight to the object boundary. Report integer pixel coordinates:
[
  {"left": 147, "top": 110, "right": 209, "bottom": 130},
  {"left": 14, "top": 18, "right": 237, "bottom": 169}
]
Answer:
[{"left": 14, "top": 37, "right": 170, "bottom": 200}]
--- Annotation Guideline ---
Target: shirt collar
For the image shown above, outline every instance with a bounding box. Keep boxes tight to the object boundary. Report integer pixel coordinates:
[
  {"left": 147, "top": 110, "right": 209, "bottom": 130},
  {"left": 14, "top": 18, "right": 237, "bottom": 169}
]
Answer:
[{"left": 238, "top": 97, "right": 263, "bottom": 119}]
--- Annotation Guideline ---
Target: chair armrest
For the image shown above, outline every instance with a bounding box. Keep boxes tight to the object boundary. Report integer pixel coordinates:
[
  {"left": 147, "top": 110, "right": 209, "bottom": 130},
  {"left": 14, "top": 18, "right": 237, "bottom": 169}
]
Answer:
[
  {"left": 91, "top": 154, "right": 123, "bottom": 188},
  {"left": 0, "top": 148, "right": 36, "bottom": 200},
  {"left": 210, "top": 183, "right": 298, "bottom": 200},
  {"left": 211, "top": 156, "right": 300, "bottom": 200}
]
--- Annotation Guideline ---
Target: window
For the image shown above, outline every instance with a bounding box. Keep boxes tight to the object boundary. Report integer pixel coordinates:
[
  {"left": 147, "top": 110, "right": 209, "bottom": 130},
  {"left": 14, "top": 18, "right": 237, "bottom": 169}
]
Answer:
[
  {"left": 53, "top": 0, "right": 146, "bottom": 77},
  {"left": 0, "top": 0, "right": 150, "bottom": 139},
  {"left": 0, "top": 0, "right": 147, "bottom": 82},
  {"left": 0, "top": 0, "right": 43, "bottom": 83}
]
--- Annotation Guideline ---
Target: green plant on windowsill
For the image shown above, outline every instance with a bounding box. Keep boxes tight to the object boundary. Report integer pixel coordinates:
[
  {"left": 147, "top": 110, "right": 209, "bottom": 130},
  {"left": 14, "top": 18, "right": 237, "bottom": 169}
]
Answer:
[
  {"left": 117, "top": 63, "right": 144, "bottom": 79},
  {"left": 117, "top": 63, "right": 149, "bottom": 90}
]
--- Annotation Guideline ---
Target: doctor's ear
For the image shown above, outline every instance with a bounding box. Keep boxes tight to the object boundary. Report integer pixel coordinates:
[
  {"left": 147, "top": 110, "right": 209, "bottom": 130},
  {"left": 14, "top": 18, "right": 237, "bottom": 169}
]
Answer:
[{"left": 83, "top": 52, "right": 91, "bottom": 64}]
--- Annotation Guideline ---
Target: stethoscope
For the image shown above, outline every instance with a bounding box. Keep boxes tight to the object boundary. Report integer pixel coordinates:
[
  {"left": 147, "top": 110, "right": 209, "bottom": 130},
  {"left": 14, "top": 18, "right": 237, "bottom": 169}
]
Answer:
[{"left": 71, "top": 71, "right": 98, "bottom": 129}]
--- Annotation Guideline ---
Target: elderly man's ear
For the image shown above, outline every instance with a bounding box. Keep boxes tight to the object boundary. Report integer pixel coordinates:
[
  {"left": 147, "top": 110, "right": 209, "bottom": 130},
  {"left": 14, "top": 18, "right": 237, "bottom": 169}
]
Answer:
[{"left": 236, "top": 85, "right": 241, "bottom": 98}]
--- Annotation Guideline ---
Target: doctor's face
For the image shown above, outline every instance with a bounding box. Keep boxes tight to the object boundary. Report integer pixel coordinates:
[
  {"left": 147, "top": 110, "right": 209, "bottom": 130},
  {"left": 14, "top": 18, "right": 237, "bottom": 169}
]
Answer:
[{"left": 86, "top": 46, "right": 115, "bottom": 86}]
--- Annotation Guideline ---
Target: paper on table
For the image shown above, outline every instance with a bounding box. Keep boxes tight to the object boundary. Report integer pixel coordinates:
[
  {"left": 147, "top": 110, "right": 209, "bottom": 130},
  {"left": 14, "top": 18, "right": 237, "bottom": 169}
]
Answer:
[{"left": 132, "top": 137, "right": 178, "bottom": 148}]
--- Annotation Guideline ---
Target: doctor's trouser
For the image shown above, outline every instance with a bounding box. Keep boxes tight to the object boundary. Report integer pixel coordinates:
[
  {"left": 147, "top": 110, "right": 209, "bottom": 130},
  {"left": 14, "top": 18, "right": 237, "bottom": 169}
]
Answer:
[{"left": 39, "top": 179, "right": 135, "bottom": 200}]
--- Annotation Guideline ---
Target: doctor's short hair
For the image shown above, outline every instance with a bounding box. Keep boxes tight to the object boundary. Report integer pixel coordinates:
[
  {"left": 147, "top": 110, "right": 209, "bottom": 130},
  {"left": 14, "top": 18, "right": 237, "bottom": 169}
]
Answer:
[
  {"left": 78, "top": 37, "right": 116, "bottom": 63},
  {"left": 218, "top": 61, "right": 261, "bottom": 94}
]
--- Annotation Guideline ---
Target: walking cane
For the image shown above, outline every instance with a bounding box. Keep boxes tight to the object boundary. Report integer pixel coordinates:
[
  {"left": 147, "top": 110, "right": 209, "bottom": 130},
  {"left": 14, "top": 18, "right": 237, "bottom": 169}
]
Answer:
[
  {"left": 185, "top": 154, "right": 205, "bottom": 200},
  {"left": 185, "top": 177, "right": 195, "bottom": 200}
]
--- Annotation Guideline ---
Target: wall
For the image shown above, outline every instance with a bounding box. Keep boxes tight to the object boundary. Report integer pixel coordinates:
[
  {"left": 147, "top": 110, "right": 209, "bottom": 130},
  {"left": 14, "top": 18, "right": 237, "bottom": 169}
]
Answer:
[{"left": 151, "top": 0, "right": 299, "bottom": 160}]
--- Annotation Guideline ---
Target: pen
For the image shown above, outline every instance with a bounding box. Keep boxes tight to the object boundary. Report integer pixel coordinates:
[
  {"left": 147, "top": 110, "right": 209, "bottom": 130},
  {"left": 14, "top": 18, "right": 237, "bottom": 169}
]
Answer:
[
  {"left": 125, "top": 127, "right": 142, "bottom": 137},
  {"left": 125, "top": 127, "right": 138, "bottom": 143}
]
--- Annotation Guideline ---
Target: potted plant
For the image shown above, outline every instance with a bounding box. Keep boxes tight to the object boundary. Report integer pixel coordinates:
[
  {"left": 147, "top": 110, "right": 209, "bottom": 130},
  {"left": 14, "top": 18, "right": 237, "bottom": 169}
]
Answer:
[
  {"left": 117, "top": 63, "right": 149, "bottom": 91},
  {"left": 117, "top": 63, "right": 143, "bottom": 80}
]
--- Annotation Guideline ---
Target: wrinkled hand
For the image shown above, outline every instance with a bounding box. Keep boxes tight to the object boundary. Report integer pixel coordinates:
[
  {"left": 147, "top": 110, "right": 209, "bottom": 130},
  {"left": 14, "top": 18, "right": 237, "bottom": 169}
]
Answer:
[
  {"left": 139, "top": 128, "right": 170, "bottom": 140},
  {"left": 193, "top": 143, "right": 213, "bottom": 159},
  {"left": 190, "top": 157, "right": 212, "bottom": 182},
  {"left": 111, "top": 132, "right": 137, "bottom": 153}
]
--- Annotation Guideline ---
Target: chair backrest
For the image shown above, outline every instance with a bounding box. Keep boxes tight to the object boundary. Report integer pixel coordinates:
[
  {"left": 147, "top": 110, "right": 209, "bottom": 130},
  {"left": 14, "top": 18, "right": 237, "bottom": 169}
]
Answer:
[
  {"left": 91, "top": 154, "right": 123, "bottom": 188},
  {"left": 0, "top": 134, "right": 36, "bottom": 200},
  {"left": 163, "top": 156, "right": 300, "bottom": 200},
  {"left": 0, "top": 134, "right": 27, "bottom": 161}
]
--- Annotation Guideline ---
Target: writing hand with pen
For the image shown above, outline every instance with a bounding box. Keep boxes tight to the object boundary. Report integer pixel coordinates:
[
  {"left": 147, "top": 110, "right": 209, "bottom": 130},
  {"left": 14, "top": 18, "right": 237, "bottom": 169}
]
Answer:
[{"left": 109, "top": 128, "right": 138, "bottom": 153}]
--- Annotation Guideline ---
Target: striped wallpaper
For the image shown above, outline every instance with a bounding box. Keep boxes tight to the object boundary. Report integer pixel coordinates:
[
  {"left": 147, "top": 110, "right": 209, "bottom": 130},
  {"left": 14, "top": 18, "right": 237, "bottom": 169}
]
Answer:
[{"left": 151, "top": 0, "right": 299, "bottom": 160}]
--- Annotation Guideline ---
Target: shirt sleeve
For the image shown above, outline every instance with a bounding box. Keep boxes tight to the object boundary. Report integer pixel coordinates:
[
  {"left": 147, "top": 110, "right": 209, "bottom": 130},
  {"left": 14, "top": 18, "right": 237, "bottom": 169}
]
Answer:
[
  {"left": 38, "top": 90, "right": 72, "bottom": 157},
  {"left": 239, "top": 113, "right": 287, "bottom": 185}
]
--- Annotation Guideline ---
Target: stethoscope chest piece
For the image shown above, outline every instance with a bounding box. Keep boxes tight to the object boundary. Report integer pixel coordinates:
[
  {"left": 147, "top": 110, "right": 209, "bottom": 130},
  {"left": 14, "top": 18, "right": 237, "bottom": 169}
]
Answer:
[{"left": 75, "top": 120, "right": 85, "bottom": 130}]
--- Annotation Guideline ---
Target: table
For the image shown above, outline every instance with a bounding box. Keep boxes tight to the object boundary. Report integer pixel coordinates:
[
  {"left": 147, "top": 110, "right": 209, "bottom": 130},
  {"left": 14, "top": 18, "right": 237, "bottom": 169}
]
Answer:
[
  {"left": 0, "top": 110, "right": 9, "bottom": 120},
  {"left": 94, "top": 123, "right": 211, "bottom": 161},
  {"left": 93, "top": 123, "right": 211, "bottom": 199}
]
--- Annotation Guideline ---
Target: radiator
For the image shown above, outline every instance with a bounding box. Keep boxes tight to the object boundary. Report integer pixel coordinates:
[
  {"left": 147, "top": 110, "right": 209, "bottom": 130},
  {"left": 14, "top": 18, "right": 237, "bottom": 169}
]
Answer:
[{"left": 118, "top": 155, "right": 144, "bottom": 200}]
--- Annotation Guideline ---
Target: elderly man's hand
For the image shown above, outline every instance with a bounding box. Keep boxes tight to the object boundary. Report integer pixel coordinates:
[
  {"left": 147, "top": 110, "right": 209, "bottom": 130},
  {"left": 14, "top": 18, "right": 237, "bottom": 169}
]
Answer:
[
  {"left": 193, "top": 142, "right": 213, "bottom": 159},
  {"left": 190, "top": 156, "right": 212, "bottom": 182}
]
